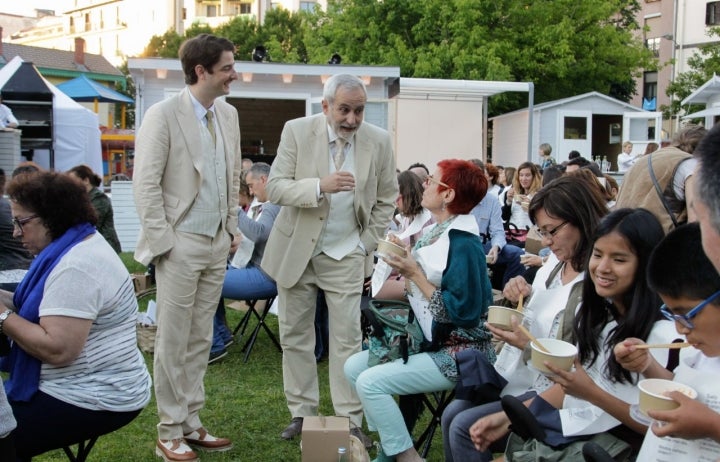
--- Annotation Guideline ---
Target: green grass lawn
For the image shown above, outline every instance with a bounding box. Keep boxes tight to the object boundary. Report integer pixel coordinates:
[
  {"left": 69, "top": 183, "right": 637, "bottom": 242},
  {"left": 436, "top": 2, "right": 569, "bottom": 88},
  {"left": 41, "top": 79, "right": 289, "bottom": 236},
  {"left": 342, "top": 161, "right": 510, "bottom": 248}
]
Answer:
[{"left": 33, "top": 253, "right": 445, "bottom": 461}]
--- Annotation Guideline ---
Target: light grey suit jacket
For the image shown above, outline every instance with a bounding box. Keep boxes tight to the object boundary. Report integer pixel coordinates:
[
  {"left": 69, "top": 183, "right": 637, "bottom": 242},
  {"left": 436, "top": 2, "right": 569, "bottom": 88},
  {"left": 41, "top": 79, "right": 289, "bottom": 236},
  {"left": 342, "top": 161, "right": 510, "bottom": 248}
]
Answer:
[
  {"left": 261, "top": 113, "right": 398, "bottom": 288},
  {"left": 133, "top": 87, "right": 242, "bottom": 265}
]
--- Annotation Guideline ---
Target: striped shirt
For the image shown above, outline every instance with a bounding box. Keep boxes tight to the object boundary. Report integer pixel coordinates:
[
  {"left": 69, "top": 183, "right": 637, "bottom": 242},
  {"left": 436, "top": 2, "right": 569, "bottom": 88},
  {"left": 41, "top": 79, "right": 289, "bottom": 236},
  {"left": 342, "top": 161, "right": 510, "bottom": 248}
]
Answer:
[{"left": 38, "top": 233, "right": 151, "bottom": 412}]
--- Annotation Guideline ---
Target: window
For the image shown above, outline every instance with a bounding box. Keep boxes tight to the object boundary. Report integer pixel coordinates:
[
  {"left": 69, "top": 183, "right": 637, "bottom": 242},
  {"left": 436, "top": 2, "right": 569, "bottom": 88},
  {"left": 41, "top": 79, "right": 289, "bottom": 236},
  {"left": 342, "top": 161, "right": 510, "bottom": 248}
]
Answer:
[
  {"left": 206, "top": 4, "right": 218, "bottom": 17},
  {"left": 299, "top": 1, "right": 316, "bottom": 12},
  {"left": 645, "top": 37, "right": 661, "bottom": 57},
  {"left": 707, "top": 1, "right": 720, "bottom": 25},
  {"left": 240, "top": 2, "right": 251, "bottom": 14},
  {"left": 563, "top": 117, "right": 587, "bottom": 140},
  {"left": 643, "top": 71, "right": 658, "bottom": 110}
]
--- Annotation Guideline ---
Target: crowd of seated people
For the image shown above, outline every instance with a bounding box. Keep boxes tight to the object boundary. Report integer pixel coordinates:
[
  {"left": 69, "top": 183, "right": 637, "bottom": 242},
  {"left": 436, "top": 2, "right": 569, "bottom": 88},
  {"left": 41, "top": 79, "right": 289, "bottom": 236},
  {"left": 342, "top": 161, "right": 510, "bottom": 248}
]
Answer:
[{"left": 4, "top": 118, "right": 720, "bottom": 462}]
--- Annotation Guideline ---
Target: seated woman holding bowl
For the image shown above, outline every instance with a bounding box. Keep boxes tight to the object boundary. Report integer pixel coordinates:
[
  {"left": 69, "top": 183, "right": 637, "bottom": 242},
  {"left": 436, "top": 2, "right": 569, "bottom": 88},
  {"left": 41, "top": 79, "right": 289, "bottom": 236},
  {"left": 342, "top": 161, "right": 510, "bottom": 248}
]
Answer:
[
  {"left": 0, "top": 171, "right": 151, "bottom": 460},
  {"left": 345, "top": 159, "right": 495, "bottom": 462}
]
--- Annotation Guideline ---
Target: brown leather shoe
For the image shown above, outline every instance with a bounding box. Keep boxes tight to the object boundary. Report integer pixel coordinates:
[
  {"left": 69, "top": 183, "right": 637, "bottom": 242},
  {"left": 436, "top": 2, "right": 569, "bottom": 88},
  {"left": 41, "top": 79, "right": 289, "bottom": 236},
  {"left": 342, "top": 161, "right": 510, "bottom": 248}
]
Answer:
[
  {"left": 184, "top": 427, "right": 233, "bottom": 452},
  {"left": 280, "top": 417, "right": 304, "bottom": 440},
  {"left": 155, "top": 439, "right": 198, "bottom": 462}
]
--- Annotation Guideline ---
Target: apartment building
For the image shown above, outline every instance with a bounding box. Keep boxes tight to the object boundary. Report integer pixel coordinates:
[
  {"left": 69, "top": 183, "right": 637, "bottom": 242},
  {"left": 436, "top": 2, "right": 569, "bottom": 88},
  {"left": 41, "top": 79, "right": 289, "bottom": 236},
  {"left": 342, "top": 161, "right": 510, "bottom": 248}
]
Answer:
[
  {"left": 9, "top": 0, "right": 327, "bottom": 67},
  {"left": 633, "top": 0, "right": 720, "bottom": 137}
]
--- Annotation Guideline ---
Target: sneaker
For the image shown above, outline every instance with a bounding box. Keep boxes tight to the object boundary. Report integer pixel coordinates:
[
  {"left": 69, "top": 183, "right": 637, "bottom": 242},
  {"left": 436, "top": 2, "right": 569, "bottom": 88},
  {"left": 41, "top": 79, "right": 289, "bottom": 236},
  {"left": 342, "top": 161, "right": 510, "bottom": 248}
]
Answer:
[
  {"left": 208, "top": 348, "right": 228, "bottom": 364},
  {"left": 350, "top": 426, "right": 374, "bottom": 450},
  {"left": 280, "top": 417, "right": 304, "bottom": 440},
  {"left": 224, "top": 338, "right": 234, "bottom": 348}
]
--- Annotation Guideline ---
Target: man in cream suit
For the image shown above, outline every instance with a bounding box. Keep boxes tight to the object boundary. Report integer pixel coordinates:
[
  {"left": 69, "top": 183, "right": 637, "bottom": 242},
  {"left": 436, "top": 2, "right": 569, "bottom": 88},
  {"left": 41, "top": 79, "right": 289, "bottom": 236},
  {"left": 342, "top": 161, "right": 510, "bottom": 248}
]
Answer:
[
  {"left": 261, "top": 74, "right": 398, "bottom": 444},
  {"left": 133, "top": 34, "right": 241, "bottom": 462}
]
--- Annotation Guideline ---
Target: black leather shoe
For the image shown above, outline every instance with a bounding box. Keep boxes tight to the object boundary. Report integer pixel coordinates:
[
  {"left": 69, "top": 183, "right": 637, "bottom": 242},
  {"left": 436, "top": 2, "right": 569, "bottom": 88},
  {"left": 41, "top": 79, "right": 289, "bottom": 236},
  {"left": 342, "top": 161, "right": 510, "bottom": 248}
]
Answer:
[{"left": 280, "top": 417, "right": 304, "bottom": 440}]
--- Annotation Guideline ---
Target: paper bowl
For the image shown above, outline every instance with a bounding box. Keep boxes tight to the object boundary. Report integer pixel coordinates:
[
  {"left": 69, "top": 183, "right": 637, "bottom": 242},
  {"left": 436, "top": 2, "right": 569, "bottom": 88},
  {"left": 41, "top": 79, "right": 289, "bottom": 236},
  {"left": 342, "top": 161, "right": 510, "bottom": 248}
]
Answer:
[
  {"left": 487, "top": 305, "right": 525, "bottom": 331},
  {"left": 530, "top": 338, "right": 577, "bottom": 374},
  {"left": 376, "top": 239, "right": 407, "bottom": 259},
  {"left": 638, "top": 379, "right": 697, "bottom": 416}
]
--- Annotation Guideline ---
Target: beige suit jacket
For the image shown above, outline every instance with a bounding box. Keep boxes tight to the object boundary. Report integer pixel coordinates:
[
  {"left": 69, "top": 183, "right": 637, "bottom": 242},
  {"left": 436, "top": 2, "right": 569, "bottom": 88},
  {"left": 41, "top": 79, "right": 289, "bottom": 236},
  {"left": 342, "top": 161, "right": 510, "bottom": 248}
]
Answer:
[
  {"left": 133, "top": 87, "right": 242, "bottom": 265},
  {"left": 261, "top": 113, "right": 398, "bottom": 288}
]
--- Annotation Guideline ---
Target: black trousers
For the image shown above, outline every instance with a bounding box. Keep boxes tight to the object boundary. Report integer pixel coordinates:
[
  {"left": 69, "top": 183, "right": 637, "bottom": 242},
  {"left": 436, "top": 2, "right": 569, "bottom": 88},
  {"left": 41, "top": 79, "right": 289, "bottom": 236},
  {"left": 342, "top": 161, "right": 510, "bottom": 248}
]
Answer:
[{"left": 10, "top": 391, "right": 141, "bottom": 461}]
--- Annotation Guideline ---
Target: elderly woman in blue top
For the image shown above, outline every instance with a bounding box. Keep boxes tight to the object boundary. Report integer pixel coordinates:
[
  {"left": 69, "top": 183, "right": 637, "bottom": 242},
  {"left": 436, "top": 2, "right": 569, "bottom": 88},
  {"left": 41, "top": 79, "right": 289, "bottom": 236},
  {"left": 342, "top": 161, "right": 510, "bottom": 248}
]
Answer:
[
  {"left": 0, "top": 171, "right": 151, "bottom": 461},
  {"left": 345, "top": 159, "right": 495, "bottom": 462}
]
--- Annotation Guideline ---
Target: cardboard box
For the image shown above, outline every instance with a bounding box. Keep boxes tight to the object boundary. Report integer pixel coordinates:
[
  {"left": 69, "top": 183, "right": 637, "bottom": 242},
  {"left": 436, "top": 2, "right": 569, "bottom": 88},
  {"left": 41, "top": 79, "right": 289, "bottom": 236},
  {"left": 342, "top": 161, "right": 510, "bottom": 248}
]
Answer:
[
  {"left": 301, "top": 416, "right": 350, "bottom": 462},
  {"left": 132, "top": 273, "right": 152, "bottom": 293}
]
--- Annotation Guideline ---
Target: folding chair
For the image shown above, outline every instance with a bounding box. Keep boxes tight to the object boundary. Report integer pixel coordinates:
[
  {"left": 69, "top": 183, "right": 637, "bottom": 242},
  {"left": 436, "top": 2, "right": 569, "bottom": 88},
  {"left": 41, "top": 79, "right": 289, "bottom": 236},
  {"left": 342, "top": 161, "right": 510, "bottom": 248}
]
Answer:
[
  {"left": 232, "top": 295, "right": 282, "bottom": 362},
  {"left": 412, "top": 389, "right": 455, "bottom": 458},
  {"left": 63, "top": 436, "right": 98, "bottom": 462}
]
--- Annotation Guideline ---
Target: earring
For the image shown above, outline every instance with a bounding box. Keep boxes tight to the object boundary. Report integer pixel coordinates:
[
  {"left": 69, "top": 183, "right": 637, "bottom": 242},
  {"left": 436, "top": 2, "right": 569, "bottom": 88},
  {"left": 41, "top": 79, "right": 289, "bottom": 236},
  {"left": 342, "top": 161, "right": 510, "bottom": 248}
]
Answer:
[{"left": 441, "top": 202, "right": 446, "bottom": 211}]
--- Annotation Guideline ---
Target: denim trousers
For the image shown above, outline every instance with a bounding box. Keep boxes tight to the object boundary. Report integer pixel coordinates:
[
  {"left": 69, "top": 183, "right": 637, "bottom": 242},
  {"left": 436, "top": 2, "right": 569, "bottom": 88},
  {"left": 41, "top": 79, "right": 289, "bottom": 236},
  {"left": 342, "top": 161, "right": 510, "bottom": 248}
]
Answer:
[
  {"left": 344, "top": 350, "right": 454, "bottom": 456},
  {"left": 441, "top": 391, "right": 536, "bottom": 462},
  {"left": 211, "top": 263, "right": 277, "bottom": 353}
]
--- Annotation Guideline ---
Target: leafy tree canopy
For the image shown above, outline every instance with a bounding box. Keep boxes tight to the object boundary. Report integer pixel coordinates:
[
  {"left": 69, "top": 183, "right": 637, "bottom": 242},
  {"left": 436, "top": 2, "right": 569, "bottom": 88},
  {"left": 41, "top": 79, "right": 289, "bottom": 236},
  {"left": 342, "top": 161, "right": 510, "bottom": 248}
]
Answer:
[{"left": 141, "top": 0, "right": 654, "bottom": 115}]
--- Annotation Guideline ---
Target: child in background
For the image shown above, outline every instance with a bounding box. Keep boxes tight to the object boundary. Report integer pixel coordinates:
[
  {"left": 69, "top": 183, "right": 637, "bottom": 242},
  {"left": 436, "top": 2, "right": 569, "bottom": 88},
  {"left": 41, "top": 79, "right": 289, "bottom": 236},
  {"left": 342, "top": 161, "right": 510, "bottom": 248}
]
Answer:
[{"left": 614, "top": 223, "right": 720, "bottom": 460}]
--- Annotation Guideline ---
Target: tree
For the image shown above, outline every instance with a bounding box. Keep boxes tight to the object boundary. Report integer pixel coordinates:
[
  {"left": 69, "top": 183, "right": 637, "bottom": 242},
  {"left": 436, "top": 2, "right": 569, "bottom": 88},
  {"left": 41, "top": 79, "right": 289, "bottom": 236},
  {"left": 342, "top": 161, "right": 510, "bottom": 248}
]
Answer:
[
  {"left": 662, "top": 28, "right": 720, "bottom": 121},
  {"left": 140, "top": 0, "right": 653, "bottom": 115},
  {"left": 299, "top": 0, "right": 652, "bottom": 114}
]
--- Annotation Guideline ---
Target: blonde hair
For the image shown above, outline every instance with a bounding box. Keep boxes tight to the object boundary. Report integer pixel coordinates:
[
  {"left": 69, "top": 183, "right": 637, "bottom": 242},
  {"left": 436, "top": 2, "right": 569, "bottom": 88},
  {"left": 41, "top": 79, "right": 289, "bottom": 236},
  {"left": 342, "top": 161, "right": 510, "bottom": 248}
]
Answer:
[{"left": 513, "top": 162, "right": 543, "bottom": 195}]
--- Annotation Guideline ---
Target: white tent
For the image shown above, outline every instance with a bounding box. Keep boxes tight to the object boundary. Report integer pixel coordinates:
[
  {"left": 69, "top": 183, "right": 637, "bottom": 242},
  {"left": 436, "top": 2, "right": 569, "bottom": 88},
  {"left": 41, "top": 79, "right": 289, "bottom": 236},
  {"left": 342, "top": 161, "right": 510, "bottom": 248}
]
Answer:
[{"left": 0, "top": 56, "right": 102, "bottom": 174}]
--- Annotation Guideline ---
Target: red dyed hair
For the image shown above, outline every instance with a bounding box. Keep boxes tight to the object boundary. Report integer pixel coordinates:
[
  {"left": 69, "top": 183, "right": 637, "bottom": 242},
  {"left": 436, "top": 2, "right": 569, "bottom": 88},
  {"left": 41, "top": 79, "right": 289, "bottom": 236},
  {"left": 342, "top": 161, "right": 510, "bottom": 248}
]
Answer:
[{"left": 436, "top": 159, "right": 488, "bottom": 215}]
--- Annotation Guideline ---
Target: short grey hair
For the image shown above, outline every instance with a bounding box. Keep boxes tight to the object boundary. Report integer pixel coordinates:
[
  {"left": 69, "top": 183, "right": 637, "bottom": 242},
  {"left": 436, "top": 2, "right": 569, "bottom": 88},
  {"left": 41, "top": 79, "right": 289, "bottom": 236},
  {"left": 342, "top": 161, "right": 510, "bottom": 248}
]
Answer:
[
  {"left": 323, "top": 74, "right": 367, "bottom": 104},
  {"left": 248, "top": 161, "right": 271, "bottom": 178}
]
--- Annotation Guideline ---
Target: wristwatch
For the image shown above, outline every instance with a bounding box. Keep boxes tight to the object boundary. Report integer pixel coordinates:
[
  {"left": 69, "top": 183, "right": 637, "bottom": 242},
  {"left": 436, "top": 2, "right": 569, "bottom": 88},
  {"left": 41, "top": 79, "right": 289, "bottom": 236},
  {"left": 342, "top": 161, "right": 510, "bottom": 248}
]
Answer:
[{"left": 0, "top": 309, "right": 13, "bottom": 335}]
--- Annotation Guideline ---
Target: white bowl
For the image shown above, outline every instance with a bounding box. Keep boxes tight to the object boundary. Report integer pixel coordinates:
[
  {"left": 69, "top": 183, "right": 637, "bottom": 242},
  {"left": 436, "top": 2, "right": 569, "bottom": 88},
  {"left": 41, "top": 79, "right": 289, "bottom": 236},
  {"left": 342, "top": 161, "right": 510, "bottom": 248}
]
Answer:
[
  {"left": 487, "top": 305, "right": 525, "bottom": 331},
  {"left": 530, "top": 338, "right": 577, "bottom": 374},
  {"left": 376, "top": 239, "right": 406, "bottom": 259},
  {"left": 638, "top": 379, "right": 697, "bottom": 416}
]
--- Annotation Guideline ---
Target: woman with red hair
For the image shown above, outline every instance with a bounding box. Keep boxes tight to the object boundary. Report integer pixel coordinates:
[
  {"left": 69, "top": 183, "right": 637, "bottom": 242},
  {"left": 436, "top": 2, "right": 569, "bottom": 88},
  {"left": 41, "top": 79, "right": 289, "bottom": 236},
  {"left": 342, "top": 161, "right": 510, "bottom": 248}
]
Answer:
[{"left": 345, "top": 159, "right": 495, "bottom": 462}]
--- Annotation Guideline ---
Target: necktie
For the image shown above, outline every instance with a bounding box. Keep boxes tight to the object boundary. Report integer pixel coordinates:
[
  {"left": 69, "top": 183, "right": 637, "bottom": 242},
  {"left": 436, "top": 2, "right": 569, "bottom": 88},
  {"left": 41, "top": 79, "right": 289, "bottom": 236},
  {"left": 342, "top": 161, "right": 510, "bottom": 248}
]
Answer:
[
  {"left": 334, "top": 138, "right": 346, "bottom": 171},
  {"left": 206, "top": 110, "right": 216, "bottom": 146}
]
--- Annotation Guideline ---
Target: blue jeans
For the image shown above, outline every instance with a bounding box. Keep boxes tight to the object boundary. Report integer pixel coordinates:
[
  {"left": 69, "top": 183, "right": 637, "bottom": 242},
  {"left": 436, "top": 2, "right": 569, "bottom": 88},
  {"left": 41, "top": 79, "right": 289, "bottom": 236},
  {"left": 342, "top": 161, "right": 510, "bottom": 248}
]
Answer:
[
  {"left": 211, "top": 263, "right": 277, "bottom": 354},
  {"left": 484, "top": 242, "right": 525, "bottom": 287},
  {"left": 441, "top": 391, "right": 536, "bottom": 462},
  {"left": 344, "top": 350, "right": 454, "bottom": 456}
]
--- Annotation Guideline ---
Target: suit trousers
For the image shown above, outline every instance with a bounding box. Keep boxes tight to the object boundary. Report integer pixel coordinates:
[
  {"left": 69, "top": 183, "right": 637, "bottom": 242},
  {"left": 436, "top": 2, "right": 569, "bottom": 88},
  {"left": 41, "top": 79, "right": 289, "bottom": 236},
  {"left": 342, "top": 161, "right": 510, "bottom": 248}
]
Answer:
[
  {"left": 278, "top": 249, "right": 365, "bottom": 426},
  {"left": 153, "top": 229, "right": 230, "bottom": 440}
]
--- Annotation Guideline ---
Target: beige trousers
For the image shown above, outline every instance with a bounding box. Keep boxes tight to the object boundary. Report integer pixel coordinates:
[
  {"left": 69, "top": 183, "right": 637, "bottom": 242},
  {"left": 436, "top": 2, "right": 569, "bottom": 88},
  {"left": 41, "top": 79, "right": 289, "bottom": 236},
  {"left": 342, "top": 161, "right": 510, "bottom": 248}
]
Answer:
[
  {"left": 153, "top": 229, "right": 230, "bottom": 440},
  {"left": 278, "top": 249, "right": 365, "bottom": 427}
]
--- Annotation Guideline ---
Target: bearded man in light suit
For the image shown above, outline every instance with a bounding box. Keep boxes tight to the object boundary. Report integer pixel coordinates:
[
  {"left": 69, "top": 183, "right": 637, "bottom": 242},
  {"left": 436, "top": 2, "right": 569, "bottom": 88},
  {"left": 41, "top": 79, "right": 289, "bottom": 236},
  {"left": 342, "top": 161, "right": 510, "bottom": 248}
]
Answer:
[
  {"left": 133, "top": 34, "right": 241, "bottom": 462},
  {"left": 262, "top": 74, "right": 398, "bottom": 444}
]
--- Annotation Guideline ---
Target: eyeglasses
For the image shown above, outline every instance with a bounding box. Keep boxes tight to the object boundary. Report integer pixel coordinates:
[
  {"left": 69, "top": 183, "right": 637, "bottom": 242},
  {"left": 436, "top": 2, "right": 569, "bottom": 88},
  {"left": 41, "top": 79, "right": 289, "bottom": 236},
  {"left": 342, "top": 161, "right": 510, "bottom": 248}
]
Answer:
[
  {"left": 12, "top": 214, "right": 39, "bottom": 234},
  {"left": 424, "top": 175, "right": 450, "bottom": 189},
  {"left": 536, "top": 221, "right": 568, "bottom": 239},
  {"left": 660, "top": 289, "right": 720, "bottom": 329}
]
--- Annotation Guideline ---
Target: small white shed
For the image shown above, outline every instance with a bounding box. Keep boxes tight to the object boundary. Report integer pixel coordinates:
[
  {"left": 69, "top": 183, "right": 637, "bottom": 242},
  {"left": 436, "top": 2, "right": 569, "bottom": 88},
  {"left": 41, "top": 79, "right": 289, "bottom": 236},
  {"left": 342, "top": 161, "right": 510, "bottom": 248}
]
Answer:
[
  {"left": 491, "top": 91, "right": 661, "bottom": 171},
  {"left": 682, "top": 75, "right": 720, "bottom": 128}
]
